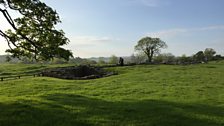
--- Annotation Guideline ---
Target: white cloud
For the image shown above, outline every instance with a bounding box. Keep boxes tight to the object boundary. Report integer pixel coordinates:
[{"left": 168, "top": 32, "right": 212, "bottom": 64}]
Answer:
[
  {"left": 145, "top": 25, "right": 224, "bottom": 56},
  {"left": 69, "top": 36, "right": 115, "bottom": 46},
  {"left": 194, "top": 25, "right": 224, "bottom": 31},
  {"left": 63, "top": 35, "right": 131, "bottom": 58},
  {"left": 140, "top": 0, "right": 158, "bottom": 7},
  {"left": 69, "top": 47, "right": 132, "bottom": 58},
  {"left": 64, "top": 35, "right": 118, "bottom": 57},
  {"left": 146, "top": 25, "right": 224, "bottom": 38},
  {"left": 147, "top": 28, "right": 187, "bottom": 38},
  {"left": 130, "top": 0, "right": 169, "bottom": 7}
]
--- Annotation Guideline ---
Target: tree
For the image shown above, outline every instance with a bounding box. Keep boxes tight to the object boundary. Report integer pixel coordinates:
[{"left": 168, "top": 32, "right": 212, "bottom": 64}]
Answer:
[
  {"left": 193, "top": 51, "right": 205, "bottom": 63},
  {"left": 109, "top": 55, "right": 118, "bottom": 64},
  {"left": 204, "top": 48, "right": 216, "bottom": 61},
  {"left": 154, "top": 53, "right": 175, "bottom": 64},
  {"left": 98, "top": 57, "right": 106, "bottom": 64},
  {"left": 130, "top": 53, "right": 147, "bottom": 64},
  {"left": 135, "top": 37, "right": 167, "bottom": 63},
  {"left": 178, "top": 54, "right": 192, "bottom": 64},
  {"left": 129, "top": 54, "right": 136, "bottom": 64},
  {"left": 5, "top": 55, "right": 12, "bottom": 62},
  {"left": 0, "top": 0, "right": 73, "bottom": 61},
  {"left": 213, "top": 55, "right": 223, "bottom": 61}
]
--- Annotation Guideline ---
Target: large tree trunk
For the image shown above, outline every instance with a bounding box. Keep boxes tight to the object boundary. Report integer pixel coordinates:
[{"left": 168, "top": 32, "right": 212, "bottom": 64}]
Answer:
[
  {"left": 150, "top": 50, "right": 154, "bottom": 63},
  {"left": 147, "top": 50, "right": 154, "bottom": 63},
  {"left": 147, "top": 54, "right": 152, "bottom": 63}
]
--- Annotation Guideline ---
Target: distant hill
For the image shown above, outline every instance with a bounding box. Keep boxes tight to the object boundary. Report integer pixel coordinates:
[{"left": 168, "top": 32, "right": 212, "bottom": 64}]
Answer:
[
  {"left": 0, "top": 55, "right": 6, "bottom": 63},
  {"left": 87, "top": 56, "right": 132, "bottom": 63},
  {"left": 87, "top": 57, "right": 110, "bottom": 62},
  {"left": 0, "top": 55, "right": 132, "bottom": 64},
  {"left": 0, "top": 55, "right": 19, "bottom": 63}
]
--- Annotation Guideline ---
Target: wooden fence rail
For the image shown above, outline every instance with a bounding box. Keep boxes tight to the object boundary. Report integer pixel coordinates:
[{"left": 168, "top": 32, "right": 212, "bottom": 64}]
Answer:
[{"left": 0, "top": 73, "right": 42, "bottom": 81}]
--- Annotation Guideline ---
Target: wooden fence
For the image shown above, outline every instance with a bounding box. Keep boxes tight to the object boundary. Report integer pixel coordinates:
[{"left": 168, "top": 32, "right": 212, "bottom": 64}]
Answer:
[{"left": 0, "top": 73, "right": 42, "bottom": 81}]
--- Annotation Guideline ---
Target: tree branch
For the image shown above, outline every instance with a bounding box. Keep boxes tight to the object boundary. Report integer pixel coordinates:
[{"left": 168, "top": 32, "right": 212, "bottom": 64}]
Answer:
[
  {"left": 0, "top": 8, "right": 38, "bottom": 49},
  {"left": 5, "top": 0, "right": 26, "bottom": 15},
  {"left": 0, "top": 29, "right": 18, "bottom": 48}
]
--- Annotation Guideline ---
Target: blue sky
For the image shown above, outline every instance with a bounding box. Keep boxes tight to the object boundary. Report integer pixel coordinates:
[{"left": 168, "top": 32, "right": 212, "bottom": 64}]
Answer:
[{"left": 0, "top": 0, "right": 224, "bottom": 57}]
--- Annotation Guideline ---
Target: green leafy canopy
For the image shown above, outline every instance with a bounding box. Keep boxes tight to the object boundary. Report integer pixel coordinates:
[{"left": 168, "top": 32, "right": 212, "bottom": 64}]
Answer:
[
  {"left": 135, "top": 37, "right": 167, "bottom": 63},
  {"left": 0, "top": 0, "right": 73, "bottom": 61}
]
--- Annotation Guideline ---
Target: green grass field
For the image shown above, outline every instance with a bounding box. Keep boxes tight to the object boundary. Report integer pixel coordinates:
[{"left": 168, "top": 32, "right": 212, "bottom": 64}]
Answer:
[{"left": 0, "top": 61, "right": 224, "bottom": 126}]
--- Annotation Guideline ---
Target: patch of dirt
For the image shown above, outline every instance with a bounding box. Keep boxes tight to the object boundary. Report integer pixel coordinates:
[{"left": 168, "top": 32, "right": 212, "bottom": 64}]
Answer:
[{"left": 41, "top": 65, "right": 116, "bottom": 80}]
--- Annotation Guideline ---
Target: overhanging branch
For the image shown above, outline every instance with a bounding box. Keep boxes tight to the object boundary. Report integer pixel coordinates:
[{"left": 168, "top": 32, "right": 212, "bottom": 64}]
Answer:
[{"left": 0, "top": 8, "right": 38, "bottom": 49}]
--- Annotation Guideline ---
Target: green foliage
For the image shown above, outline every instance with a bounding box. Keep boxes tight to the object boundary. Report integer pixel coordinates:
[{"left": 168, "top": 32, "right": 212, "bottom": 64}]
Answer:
[
  {"left": 109, "top": 55, "right": 118, "bottom": 64},
  {"left": 130, "top": 53, "right": 147, "bottom": 64},
  {"left": 5, "top": 55, "right": 12, "bottom": 62},
  {"left": 177, "top": 54, "right": 192, "bottom": 64},
  {"left": 0, "top": 0, "right": 73, "bottom": 61},
  {"left": 213, "top": 54, "right": 223, "bottom": 61},
  {"left": 204, "top": 48, "right": 216, "bottom": 61},
  {"left": 135, "top": 37, "right": 167, "bottom": 63},
  {"left": 193, "top": 51, "right": 205, "bottom": 63},
  {"left": 98, "top": 57, "right": 106, "bottom": 64},
  {"left": 154, "top": 53, "right": 175, "bottom": 64},
  {"left": 68, "top": 57, "right": 97, "bottom": 65},
  {"left": 0, "top": 62, "right": 224, "bottom": 125}
]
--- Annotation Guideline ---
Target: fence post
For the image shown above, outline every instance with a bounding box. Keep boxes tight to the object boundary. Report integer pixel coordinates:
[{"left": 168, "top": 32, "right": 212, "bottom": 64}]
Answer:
[{"left": 1, "top": 77, "right": 3, "bottom": 81}]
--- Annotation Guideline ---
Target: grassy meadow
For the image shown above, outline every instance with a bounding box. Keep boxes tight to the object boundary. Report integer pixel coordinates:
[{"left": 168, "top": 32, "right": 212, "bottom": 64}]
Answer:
[{"left": 0, "top": 61, "right": 224, "bottom": 126}]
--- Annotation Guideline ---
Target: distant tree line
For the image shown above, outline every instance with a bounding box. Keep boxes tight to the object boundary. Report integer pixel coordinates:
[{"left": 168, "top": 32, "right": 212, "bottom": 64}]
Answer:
[
  {"left": 1, "top": 35, "right": 223, "bottom": 65},
  {"left": 129, "top": 48, "right": 223, "bottom": 65},
  {"left": 1, "top": 55, "right": 119, "bottom": 65},
  {"left": 132, "top": 36, "right": 223, "bottom": 65},
  {"left": 1, "top": 49, "right": 223, "bottom": 65}
]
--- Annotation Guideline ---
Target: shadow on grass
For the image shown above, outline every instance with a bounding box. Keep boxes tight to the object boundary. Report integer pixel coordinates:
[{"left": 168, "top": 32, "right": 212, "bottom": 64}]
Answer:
[
  {"left": 0, "top": 101, "right": 92, "bottom": 126},
  {"left": 0, "top": 94, "right": 224, "bottom": 126}
]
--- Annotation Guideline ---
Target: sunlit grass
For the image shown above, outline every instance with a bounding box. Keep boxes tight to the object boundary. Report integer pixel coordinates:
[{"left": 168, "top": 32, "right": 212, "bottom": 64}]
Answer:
[{"left": 0, "top": 61, "right": 224, "bottom": 126}]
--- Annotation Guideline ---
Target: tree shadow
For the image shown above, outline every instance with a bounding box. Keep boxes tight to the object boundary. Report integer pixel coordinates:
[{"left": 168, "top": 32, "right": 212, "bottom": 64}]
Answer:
[
  {"left": 0, "top": 94, "right": 224, "bottom": 126},
  {"left": 0, "top": 101, "right": 92, "bottom": 126}
]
